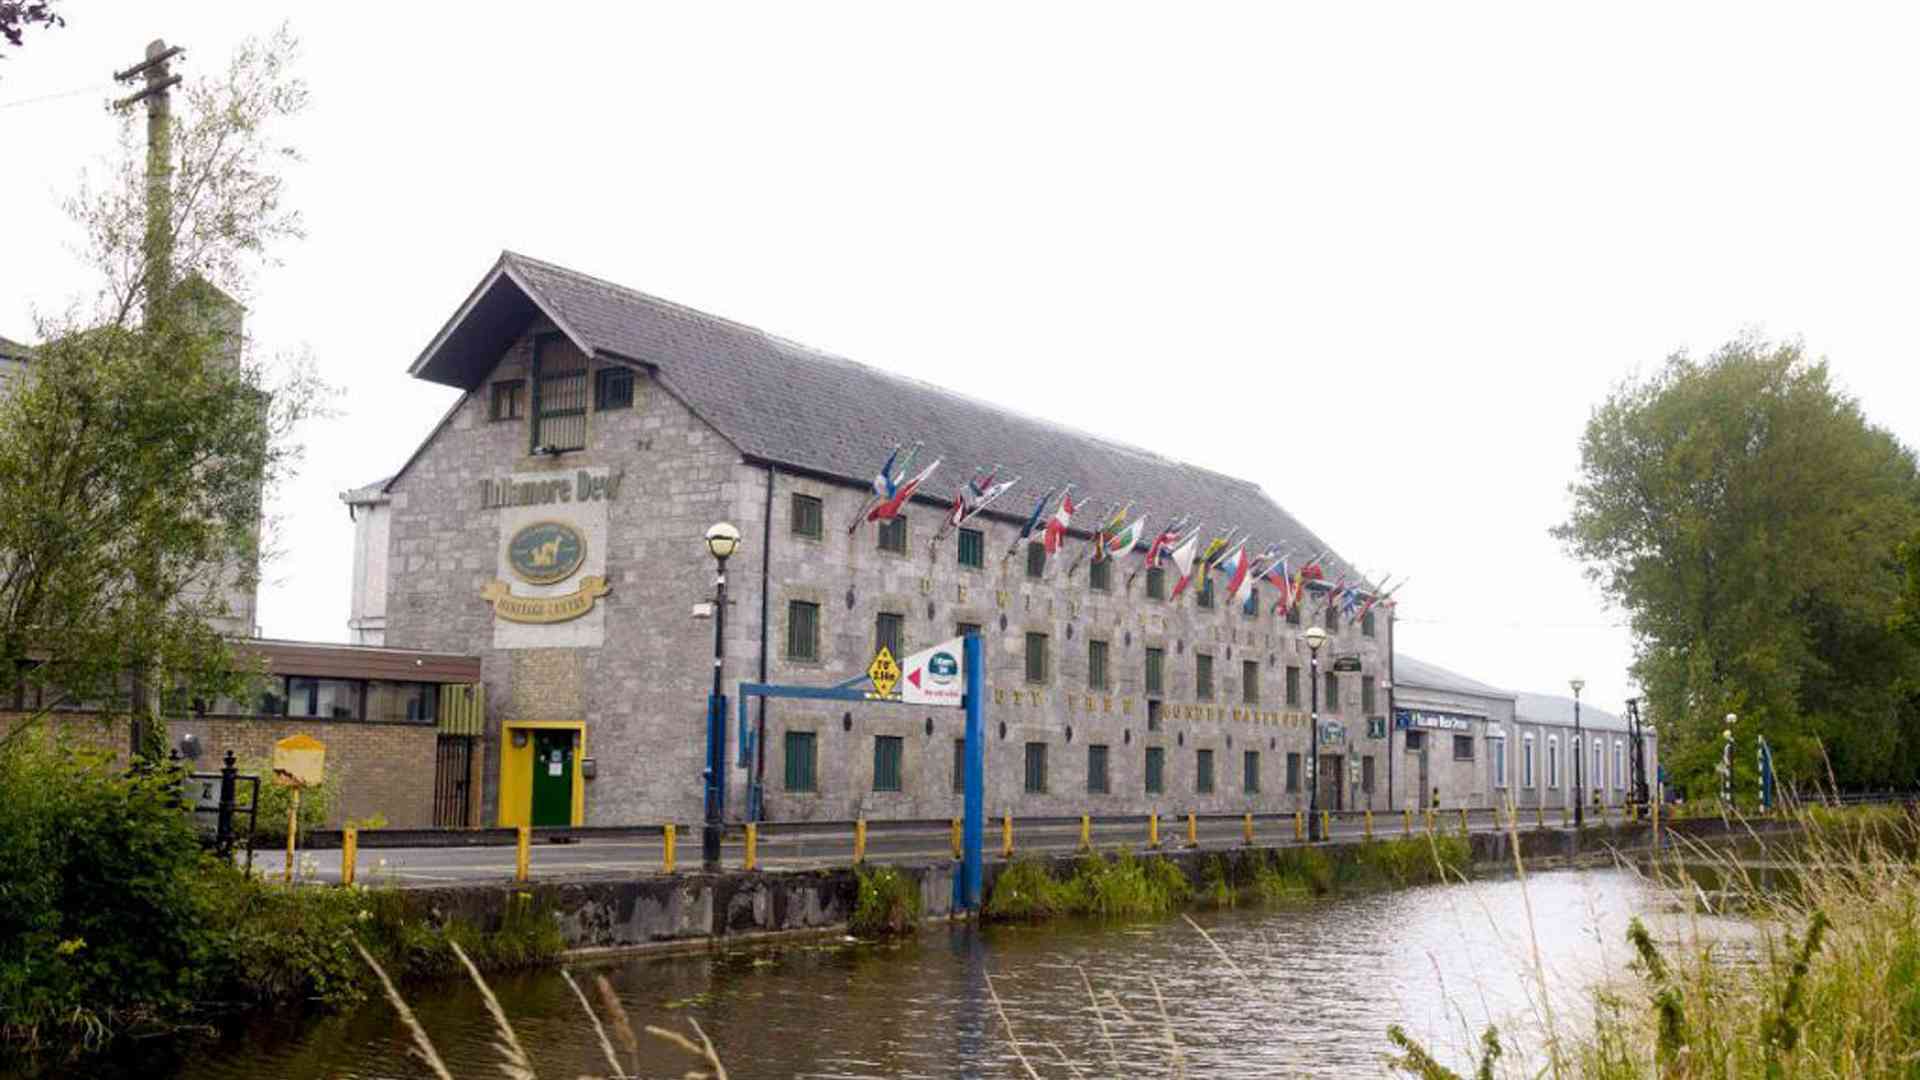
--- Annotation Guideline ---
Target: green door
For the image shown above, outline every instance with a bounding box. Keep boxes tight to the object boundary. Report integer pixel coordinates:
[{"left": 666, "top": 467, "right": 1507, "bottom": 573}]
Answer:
[{"left": 530, "top": 730, "right": 575, "bottom": 827}]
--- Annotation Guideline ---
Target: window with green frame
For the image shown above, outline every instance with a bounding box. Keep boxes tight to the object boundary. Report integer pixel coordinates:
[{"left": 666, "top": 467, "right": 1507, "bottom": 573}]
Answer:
[
  {"left": 594, "top": 364, "right": 635, "bottom": 410},
  {"left": 1024, "top": 741, "right": 1048, "bottom": 793},
  {"left": 1242, "top": 660, "right": 1259, "bottom": 704},
  {"left": 1243, "top": 750, "right": 1260, "bottom": 793},
  {"left": 1145, "top": 746, "right": 1165, "bottom": 794},
  {"left": 531, "top": 335, "right": 588, "bottom": 452},
  {"left": 786, "top": 600, "right": 820, "bottom": 660},
  {"left": 1362, "top": 610, "right": 1376, "bottom": 637},
  {"left": 875, "top": 612, "right": 904, "bottom": 658},
  {"left": 1196, "top": 748, "right": 1215, "bottom": 794},
  {"left": 784, "top": 731, "right": 817, "bottom": 792},
  {"left": 1197, "top": 576, "right": 1215, "bottom": 608},
  {"left": 1026, "top": 542, "right": 1047, "bottom": 578},
  {"left": 1326, "top": 671, "right": 1340, "bottom": 709},
  {"left": 873, "top": 735, "right": 903, "bottom": 792},
  {"left": 1087, "top": 744, "right": 1110, "bottom": 794},
  {"left": 1088, "top": 639, "right": 1109, "bottom": 691},
  {"left": 1146, "top": 566, "right": 1166, "bottom": 600},
  {"left": 1025, "top": 632, "right": 1048, "bottom": 683},
  {"left": 1286, "top": 665, "right": 1301, "bottom": 706},
  {"left": 1089, "top": 558, "right": 1111, "bottom": 592},
  {"left": 1145, "top": 647, "right": 1165, "bottom": 696},
  {"left": 877, "top": 515, "right": 908, "bottom": 554},
  {"left": 957, "top": 528, "right": 984, "bottom": 568},
  {"left": 1361, "top": 673, "right": 1376, "bottom": 714},
  {"left": 1196, "top": 652, "right": 1214, "bottom": 700},
  {"left": 791, "top": 493, "right": 823, "bottom": 539}
]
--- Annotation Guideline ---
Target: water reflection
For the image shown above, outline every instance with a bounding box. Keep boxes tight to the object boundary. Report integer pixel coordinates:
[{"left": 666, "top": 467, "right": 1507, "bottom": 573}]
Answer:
[{"left": 56, "top": 868, "right": 1748, "bottom": 1079}]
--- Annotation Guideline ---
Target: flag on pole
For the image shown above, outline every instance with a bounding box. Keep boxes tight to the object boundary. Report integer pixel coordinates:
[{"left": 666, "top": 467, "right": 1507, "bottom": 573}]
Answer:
[
  {"left": 1105, "top": 514, "right": 1147, "bottom": 561},
  {"left": 1221, "top": 542, "right": 1257, "bottom": 607},
  {"left": 942, "top": 468, "right": 1018, "bottom": 534},
  {"left": 848, "top": 442, "right": 923, "bottom": 532},
  {"left": 1167, "top": 531, "right": 1202, "bottom": 600},
  {"left": 1262, "top": 554, "right": 1292, "bottom": 614},
  {"left": 1004, "top": 485, "right": 1057, "bottom": 557},
  {"left": 1088, "top": 502, "right": 1131, "bottom": 563},
  {"left": 867, "top": 458, "right": 941, "bottom": 523},
  {"left": 1042, "top": 489, "right": 1078, "bottom": 555}
]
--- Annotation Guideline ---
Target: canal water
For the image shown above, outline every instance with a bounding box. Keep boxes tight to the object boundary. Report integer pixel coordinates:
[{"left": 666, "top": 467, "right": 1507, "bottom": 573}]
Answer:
[{"left": 77, "top": 867, "right": 1735, "bottom": 1078}]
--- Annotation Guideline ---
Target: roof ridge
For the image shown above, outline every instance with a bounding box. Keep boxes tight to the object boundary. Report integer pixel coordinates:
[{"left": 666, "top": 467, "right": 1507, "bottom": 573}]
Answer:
[{"left": 502, "top": 251, "right": 1278, "bottom": 498}]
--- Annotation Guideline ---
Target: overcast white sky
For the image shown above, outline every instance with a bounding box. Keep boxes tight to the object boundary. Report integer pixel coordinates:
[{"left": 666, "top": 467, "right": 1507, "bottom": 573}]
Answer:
[{"left": 5, "top": 3, "right": 1919, "bottom": 715}]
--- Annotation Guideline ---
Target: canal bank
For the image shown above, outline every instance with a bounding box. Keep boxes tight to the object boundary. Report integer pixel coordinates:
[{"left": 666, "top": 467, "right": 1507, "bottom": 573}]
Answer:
[{"left": 391, "top": 816, "right": 1779, "bottom": 955}]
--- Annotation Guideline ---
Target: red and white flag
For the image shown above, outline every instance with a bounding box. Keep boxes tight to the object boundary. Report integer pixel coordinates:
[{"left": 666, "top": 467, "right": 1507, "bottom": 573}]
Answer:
[
  {"left": 867, "top": 458, "right": 941, "bottom": 523},
  {"left": 1042, "top": 489, "right": 1078, "bottom": 555}
]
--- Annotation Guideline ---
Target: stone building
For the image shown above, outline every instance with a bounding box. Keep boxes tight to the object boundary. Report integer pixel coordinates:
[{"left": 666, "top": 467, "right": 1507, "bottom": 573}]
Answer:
[
  {"left": 354, "top": 252, "right": 1410, "bottom": 829},
  {"left": 1391, "top": 653, "right": 1658, "bottom": 813}
]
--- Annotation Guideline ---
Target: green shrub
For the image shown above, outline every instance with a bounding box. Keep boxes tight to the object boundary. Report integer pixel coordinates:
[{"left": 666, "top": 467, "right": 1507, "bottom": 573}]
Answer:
[
  {"left": 986, "top": 857, "right": 1070, "bottom": 920},
  {"left": 1200, "top": 855, "right": 1237, "bottom": 909},
  {"left": 850, "top": 866, "right": 922, "bottom": 936},
  {"left": 0, "top": 734, "right": 216, "bottom": 1043}
]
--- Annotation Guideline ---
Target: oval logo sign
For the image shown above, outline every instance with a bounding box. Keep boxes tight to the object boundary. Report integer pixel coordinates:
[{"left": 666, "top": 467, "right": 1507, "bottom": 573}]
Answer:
[
  {"left": 927, "top": 651, "right": 960, "bottom": 685},
  {"left": 508, "top": 520, "right": 586, "bottom": 585}
]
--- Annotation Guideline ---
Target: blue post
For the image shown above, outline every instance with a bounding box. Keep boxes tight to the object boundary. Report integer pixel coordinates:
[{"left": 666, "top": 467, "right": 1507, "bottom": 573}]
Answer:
[{"left": 961, "top": 631, "right": 985, "bottom": 911}]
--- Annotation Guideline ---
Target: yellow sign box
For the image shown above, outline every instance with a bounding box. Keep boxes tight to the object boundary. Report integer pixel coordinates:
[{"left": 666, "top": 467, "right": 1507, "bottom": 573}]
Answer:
[
  {"left": 867, "top": 646, "right": 901, "bottom": 698},
  {"left": 271, "top": 733, "right": 327, "bottom": 789}
]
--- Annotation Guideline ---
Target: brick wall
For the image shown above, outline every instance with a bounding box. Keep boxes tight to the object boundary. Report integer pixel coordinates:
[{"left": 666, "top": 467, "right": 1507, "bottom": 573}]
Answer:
[{"left": 0, "top": 712, "right": 439, "bottom": 828}]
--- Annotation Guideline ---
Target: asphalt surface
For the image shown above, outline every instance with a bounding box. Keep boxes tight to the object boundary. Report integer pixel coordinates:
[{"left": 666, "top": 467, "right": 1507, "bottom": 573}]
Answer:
[{"left": 250, "top": 812, "right": 1526, "bottom": 886}]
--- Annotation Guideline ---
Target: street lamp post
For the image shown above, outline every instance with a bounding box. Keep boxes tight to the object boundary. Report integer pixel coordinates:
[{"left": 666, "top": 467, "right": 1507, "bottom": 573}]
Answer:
[
  {"left": 1570, "top": 677, "right": 1585, "bottom": 829},
  {"left": 703, "top": 521, "right": 742, "bottom": 872},
  {"left": 1305, "top": 624, "right": 1329, "bottom": 841}
]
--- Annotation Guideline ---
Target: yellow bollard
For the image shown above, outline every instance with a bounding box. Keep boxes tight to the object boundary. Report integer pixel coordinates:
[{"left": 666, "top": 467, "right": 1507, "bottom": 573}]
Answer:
[
  {"left": 284, "top": 787, "right": 302, "bottom": 885},
  {"left": 1186, "top": 813, "right": 1198, "bottom": 848},
  {"left": 855, "top": 817, "right": 868, "bottom": 864},
  {"left": 1002, "top": 813, "right": 1014, "bottom": 858},
  {"left": 662, "top": 824, "right": 676, "bottom": 874},
  {"left": 1364, "top": 809, "right": 1373, "bottom": 841},
  {"left": 1320, "top": 810, "right": 1330, "bottom": 840},
  {"left": 1243, "top": 813, "right": 1255, "bottom": 846},
  {"left": 1150, "top": 812, "right": 1161, "bottom": 848},
  {"left": 1080, "top": 814, "right": 1092, "bottom": 851},
  {"left": 1294, "top": 810, "right": 1304, "bottom": 841},
  {"left": 341, "top": 826, "right": 358, "bottom": 887},
  {"left": 951, "top": 817, "right": 962, "bottom": 860},
  {"left": 1425, "top": 810, "right": 1435, "bottom": 835},
  {"left": 1459, "top": 807, "right": 1469, "bottom": 836},
  {"left": 516, "top": 824, "right": 531, "bottom": 883},
  {"left": 1403, "top": 808, "right": 1412, "bottom": 836},
  {"left": 744, "top": 823, "right": 758, "bottom": 872},
  {"left": 1561, "top": 804, "right": 1569, "bottom": 829}
]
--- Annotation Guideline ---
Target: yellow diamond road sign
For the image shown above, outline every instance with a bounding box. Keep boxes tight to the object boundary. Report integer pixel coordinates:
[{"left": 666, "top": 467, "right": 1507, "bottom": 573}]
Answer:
[{"left": 868, "top": 646, "right": 901, "bottom": 698}]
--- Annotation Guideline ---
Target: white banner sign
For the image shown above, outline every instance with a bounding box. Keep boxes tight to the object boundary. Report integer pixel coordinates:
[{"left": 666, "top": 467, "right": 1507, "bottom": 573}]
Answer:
[{"left": 899, "top": 636, "right": 966, "bottom": 707}]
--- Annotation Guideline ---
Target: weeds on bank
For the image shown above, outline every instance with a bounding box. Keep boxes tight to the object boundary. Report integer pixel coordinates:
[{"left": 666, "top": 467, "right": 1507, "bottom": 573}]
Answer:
[
  {"left": 850, "top": 865, "right": 922, "bottom": 937},
  {"left": 987, "top": 850, "right": 1194, "bottom": 921}
]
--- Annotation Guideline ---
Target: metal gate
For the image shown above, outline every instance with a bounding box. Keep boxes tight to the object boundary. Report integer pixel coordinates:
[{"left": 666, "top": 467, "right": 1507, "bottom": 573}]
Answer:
[{"left": 433, "top": 735, "right": 474, "bottom": 828}]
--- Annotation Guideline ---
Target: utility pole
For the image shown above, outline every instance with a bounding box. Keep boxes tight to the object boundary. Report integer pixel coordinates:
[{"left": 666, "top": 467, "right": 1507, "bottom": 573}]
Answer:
[
  {"left": 113, "top": 38, "right": 185, "bottom": 322},
  {"left": 111, "top": 38, "right": 184, "bottom": 760}
]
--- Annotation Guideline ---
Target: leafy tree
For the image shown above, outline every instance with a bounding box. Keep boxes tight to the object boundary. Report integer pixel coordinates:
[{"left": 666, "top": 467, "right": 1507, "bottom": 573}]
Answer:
[
  {"left": 0, "top": 26, "right": 324, "bottom": 756},
  {"left": 1554, "top": 337, "right": 1920, "bottom": 796},
  {"left": 0, "top": 1, "right": 63, "bottom": 63}
]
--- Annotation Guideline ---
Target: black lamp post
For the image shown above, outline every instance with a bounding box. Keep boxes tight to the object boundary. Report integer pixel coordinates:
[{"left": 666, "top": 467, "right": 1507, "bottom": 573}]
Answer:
[
  {"left": 1305, "top": 624, "right": 1329, "bottom": 841},
  {"left": 1570, "top": 676, "right": 1585, "bottom": 829},
  {"left": 703, "top": 521, "right": 742, "bottom": 872}
]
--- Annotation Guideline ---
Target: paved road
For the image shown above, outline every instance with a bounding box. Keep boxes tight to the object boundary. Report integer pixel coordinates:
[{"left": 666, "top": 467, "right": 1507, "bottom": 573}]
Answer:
[{"left": 252, "top": 812, "right": 1522, "bottom": 886}]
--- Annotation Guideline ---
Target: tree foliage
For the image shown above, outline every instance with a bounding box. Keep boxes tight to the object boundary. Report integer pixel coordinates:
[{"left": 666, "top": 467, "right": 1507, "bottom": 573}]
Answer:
[
  {"left": 0, "top": 1, "right": 62, "bottom": 60},
  {"left": 0, "top": 27, "right": 324, "bottom": 752},
  {"left": 1555, "top": 338, "right": 1920, "bottom": 795}
]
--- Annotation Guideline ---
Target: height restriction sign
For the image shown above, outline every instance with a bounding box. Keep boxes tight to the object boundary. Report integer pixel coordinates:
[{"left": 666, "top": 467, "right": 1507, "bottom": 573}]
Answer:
[{"left": 867, "top": 647, "right": 901, "bottom": 698}]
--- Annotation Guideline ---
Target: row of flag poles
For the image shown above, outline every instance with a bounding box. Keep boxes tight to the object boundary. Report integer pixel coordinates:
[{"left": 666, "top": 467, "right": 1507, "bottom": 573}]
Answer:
[{"left": 849, "top": 445, "right": 1405, "bottom": 619}]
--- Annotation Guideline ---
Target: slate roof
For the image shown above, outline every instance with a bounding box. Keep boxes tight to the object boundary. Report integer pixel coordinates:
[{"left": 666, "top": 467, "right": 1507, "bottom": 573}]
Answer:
[
  {"left": 1393, "top": 654, "right": 1517, "bottom": 703},
  {"left": 403, "top": 251, "right": 1364, "bottom": 578},
  {"left": 1513, "top": 691, "right": 1630, "bottom": 734}
]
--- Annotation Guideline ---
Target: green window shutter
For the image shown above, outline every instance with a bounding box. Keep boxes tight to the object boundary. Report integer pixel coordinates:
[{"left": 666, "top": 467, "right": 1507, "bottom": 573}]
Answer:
[
  {"left": 1088, "top": 744, "right": 1109, "bottom": 794},
  {"left": 875, "top": 612, "right": 904, "bottom": 658},
  {"left": 1244, "top": 750, "right": 1260, "bottom": 793},
  {"left": 1145, "top": 747, "right": 1165, "bottom": 794},
  {"left": 1024, "top": 742, "right": 1048, "bottom": 793},
  {"left": 877, "top": 516, "right": 908, "bottom": 554},
  {"left": 1196, "top": 653, "right": 1213, "bottom": 700},
  {"left": 1088, "top": 640, "right": 1109, "bottom": 691},
  {"left": 787, "top": 600, "right": 820, "bottom": 660},
  {"left": 1026, "top": 542, "right": 1046, "bottom": 578},
  {"left": 958, "top": 528, "right": 984, "bottom": 568},
  {"left": 1286, "top": 666, "right": 1301, "bottom": 706},
  {"left": 1145, "top": 648, "right": 1164, "bottom": 696},
  {"left": 1243, "top": 660, "right": 1259, "bottom": 705},
  {"left": 1089, "top": 559, "right": 1110, "bottom": 592},
  {"left": 874, "top": 735, "right": 904, "bottom": 792},
  {"left": 791, "top": 494, "right": 823, "bottom": 539},
  {"left": 1146, "top": 567, "right": 1165, "bottom": 600},
  {"left": 784, "top": 731, "right": 817, "bottom": 792},
  {"left": 1197, "top": 749, "right": 1214, "bottom": 794},
  {"left": 1025, "top": 632, "right": 1048, "bottom": 683}
]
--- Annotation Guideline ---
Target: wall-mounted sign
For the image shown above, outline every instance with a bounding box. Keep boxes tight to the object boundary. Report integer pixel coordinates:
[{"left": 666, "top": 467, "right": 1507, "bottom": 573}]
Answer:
[
  {"left": 1332, "top": 655, "right": 1363, "bottom": 673},
  {"left": 481, "top": 576, "right": 611, "bottom": 623},
  {"left": 1395, "top": 709, "right": 1477, "bottom": 732},
  {"left": 1319, "top": 719, "right": 1346, "bottom": 746},
  {"left": 508, "top": 520, "right": 586, "bottom": 585},
  {"left": 899, "top": 637, "right": 965, "bottom": 707},
  {"left": 480, "top": 470, "right": 626, "bottom": 510}
]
